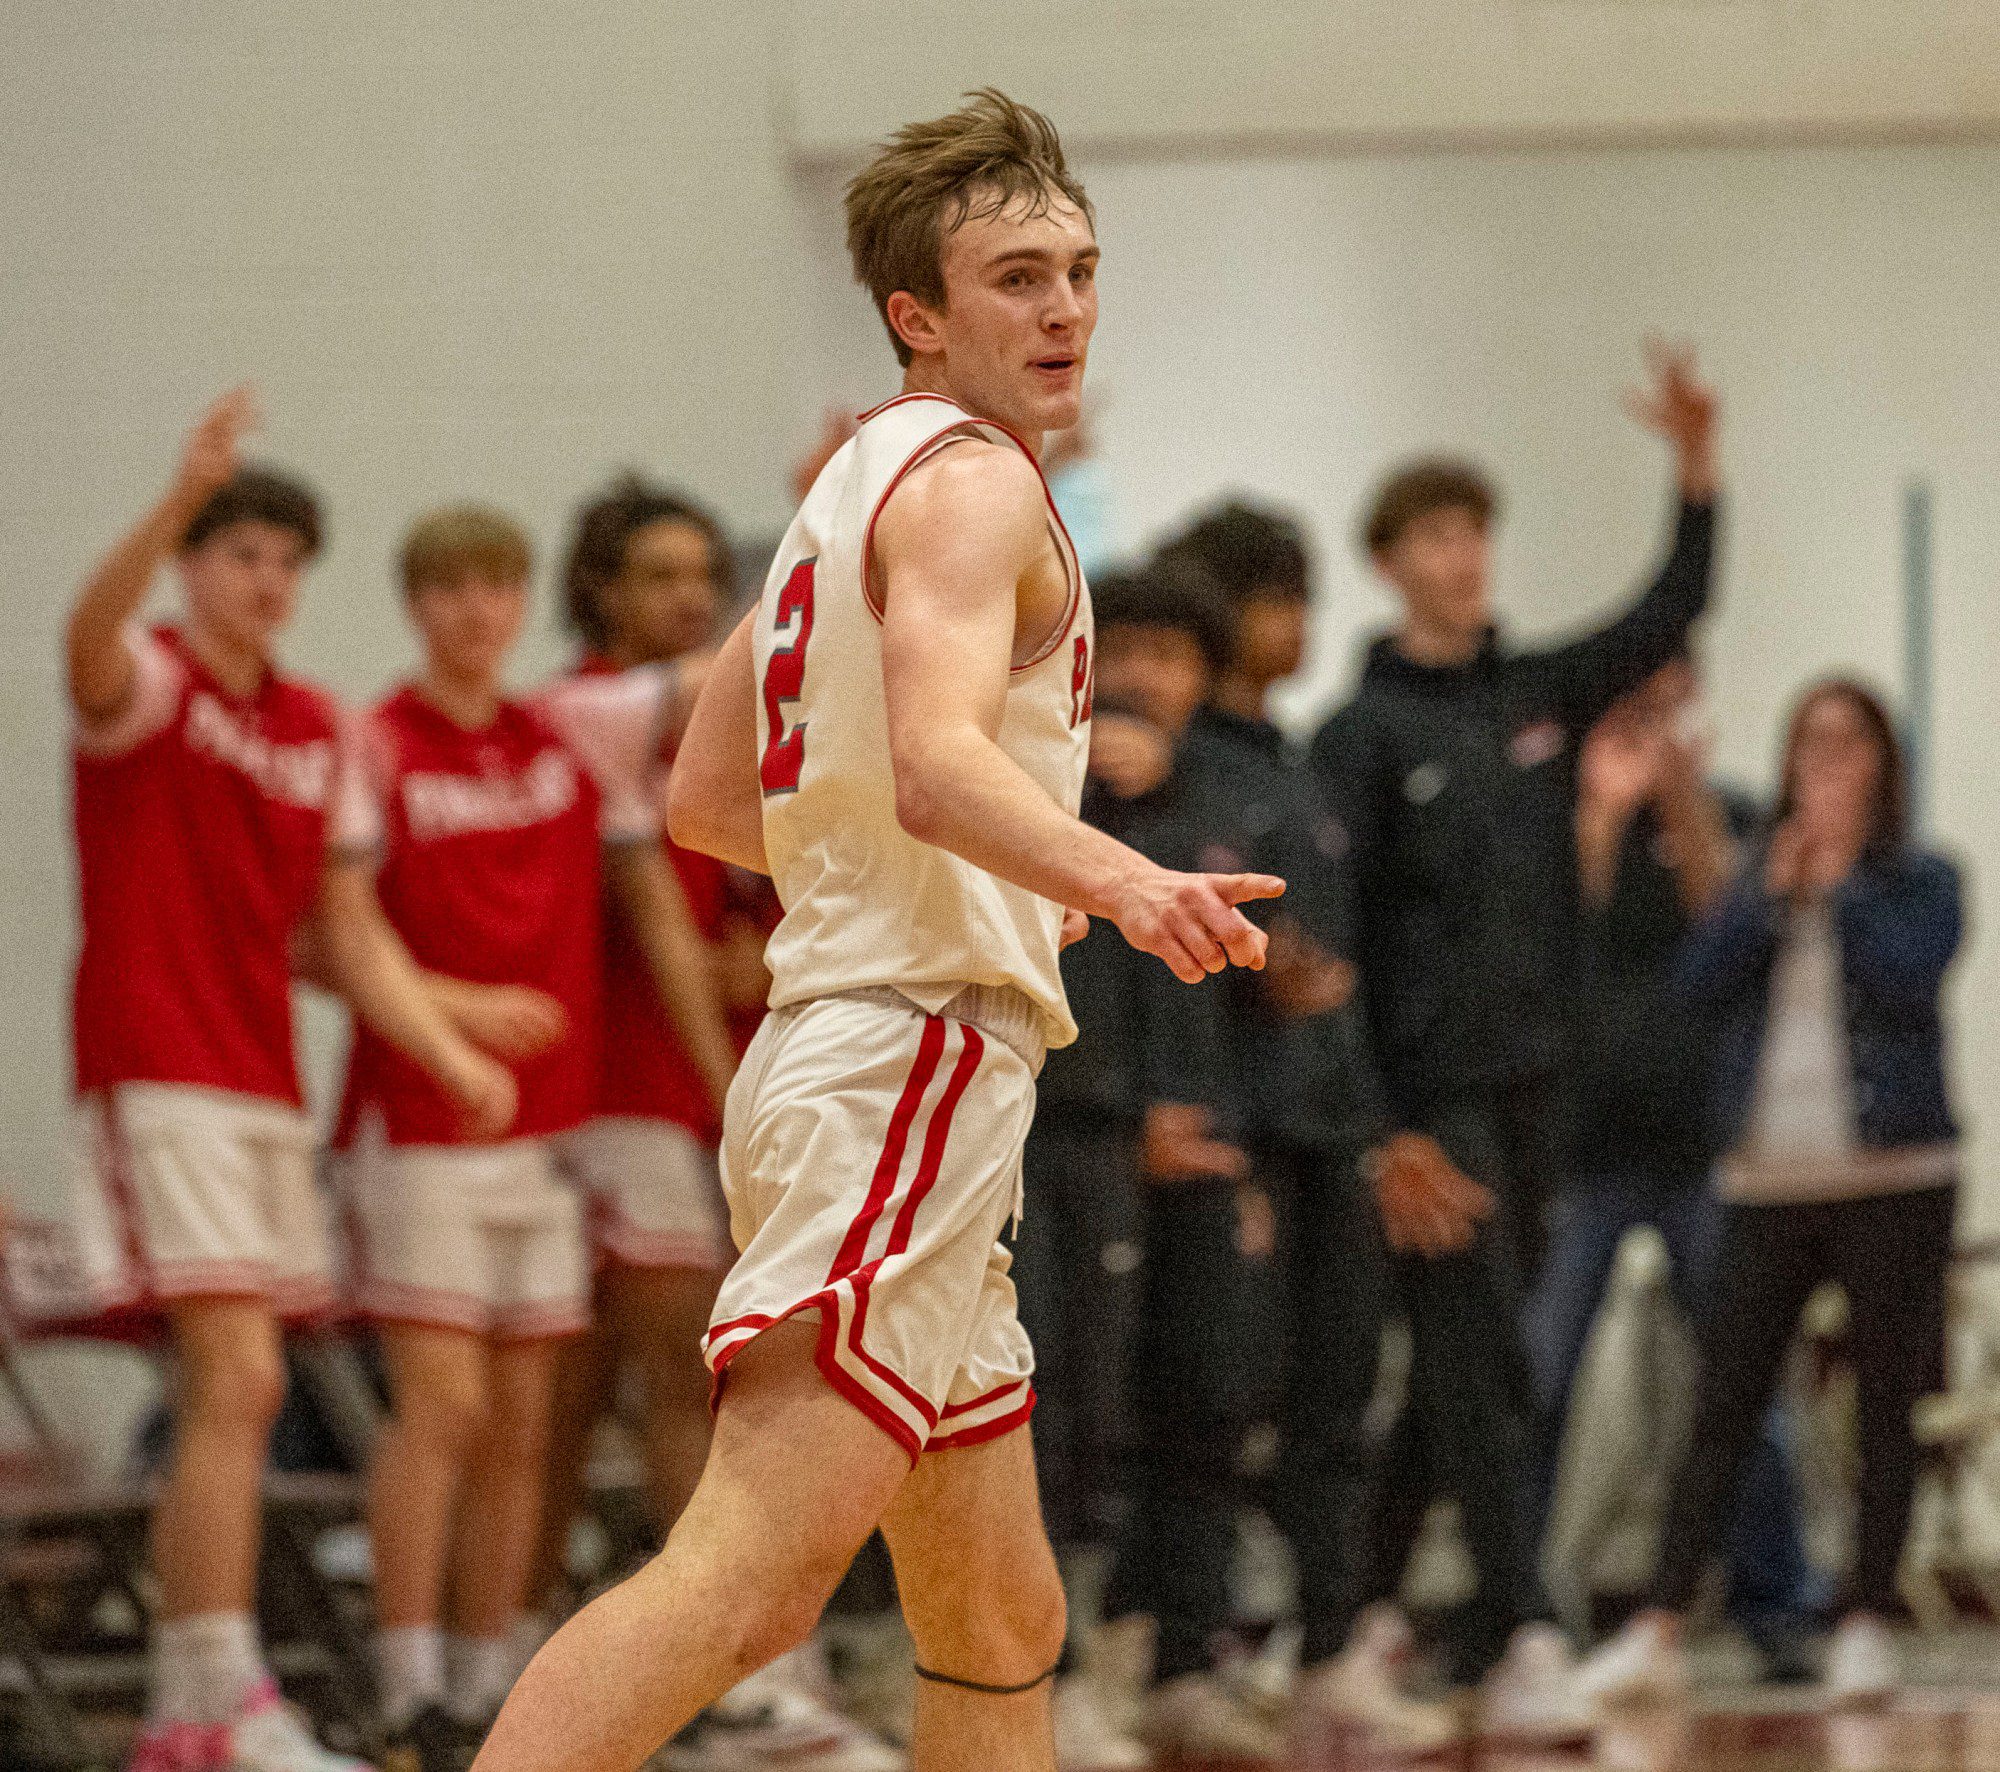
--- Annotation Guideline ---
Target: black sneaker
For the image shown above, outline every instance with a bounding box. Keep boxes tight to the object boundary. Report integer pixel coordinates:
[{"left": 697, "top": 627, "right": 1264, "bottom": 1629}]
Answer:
[{"left": 379, "top": 1705, "right": 482, "bottom": 1772}]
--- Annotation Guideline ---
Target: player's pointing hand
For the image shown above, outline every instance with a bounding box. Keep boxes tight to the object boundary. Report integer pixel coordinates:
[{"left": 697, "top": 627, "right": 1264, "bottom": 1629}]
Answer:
[{"left": 1107, "top": 862, "right": 1285, "bottom": 984}]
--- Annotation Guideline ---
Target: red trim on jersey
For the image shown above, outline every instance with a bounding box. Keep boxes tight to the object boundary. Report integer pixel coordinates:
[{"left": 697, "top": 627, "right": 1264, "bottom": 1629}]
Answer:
[
  {"left": 855, "top": 397, "right": 1084, "bottom": 675},
  {"left": 826, "top": 1015, "right": 947, "bottom": 1281}
]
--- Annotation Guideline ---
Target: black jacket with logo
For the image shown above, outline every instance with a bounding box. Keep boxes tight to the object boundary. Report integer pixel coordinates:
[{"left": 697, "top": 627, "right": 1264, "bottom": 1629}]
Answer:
[{"left": 1308, "top": 497, "right": 1717, "bottom": 1124}]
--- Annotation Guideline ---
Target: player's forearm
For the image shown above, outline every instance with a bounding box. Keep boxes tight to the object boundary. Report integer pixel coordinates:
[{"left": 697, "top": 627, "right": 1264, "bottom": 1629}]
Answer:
[
  {"left": 66, "top": 490, "right": 198, "bottom": 720},
  {"left": 894, "top": 724, "right": 1150, "bottom": 919},
  {"left": 318, "top": 880, "right": 482, "bottom": 1088},
  {"left": 1656, "top": 770, "right": 1734, "bottom": 917},
  {"left": 608, "top": 845, "right": 737, "bottom": 1104}
]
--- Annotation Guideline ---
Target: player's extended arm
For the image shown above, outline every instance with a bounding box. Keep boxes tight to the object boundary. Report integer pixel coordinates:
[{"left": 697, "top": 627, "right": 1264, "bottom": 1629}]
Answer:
[
  {"left": 66, "top": 387, "right": 256, "bottom": 723},
  {"left": 314, "top": 859, "right": 519, "bottom": 1139},
  {"left": 666, "top": 611, "right": 769, "bottom": 876},
  {"left": 877, "top": 443, "right": 1282, "bottom": 984},
  {"left": 606, "top": 841, "right": 738, "bottom": 1111}
]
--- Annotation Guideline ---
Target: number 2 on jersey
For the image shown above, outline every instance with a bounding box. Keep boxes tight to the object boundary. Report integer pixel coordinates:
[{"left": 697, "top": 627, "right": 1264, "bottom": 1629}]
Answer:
[{"left": 760, "top": 558, "right": 816, "bottom": 794}]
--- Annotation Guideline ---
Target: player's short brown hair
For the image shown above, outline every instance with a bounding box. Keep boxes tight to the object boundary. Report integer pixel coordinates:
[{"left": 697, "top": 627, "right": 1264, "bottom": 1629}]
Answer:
[
  {"left": 845, "top": 88, "right": 1093, "bottom": 368},
  {"left": 1360, "top": 457, "right": 1499, "bottom": 554},
  {"left": 399, "top": 506, "right": 532, "bottom": 597},
  {"left": 180, "top": 466, "right": 324, "bottom": 559}
]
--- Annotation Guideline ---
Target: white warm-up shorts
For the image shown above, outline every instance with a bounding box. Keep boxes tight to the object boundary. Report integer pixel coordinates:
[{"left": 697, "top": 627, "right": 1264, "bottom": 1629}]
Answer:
[
  {"left": 556, "top": 1117, "right": 732, "bottom": 1273},
  {"left": 343, "top": 1136, "right": 589, "bottom": 1340},
  {"left": 65, "top": 1084, "right": 333, "bottom": 1319},
  {"left": 702, "top": 987, "right": 1045, "bottom": 1466}
]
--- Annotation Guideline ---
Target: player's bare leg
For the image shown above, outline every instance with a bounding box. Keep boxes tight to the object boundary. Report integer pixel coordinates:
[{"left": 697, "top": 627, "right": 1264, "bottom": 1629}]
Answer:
[
  {"left": 882, "top": 1427, "right": 1066, "bottom": 1772},
  {"left": 470, "top": 1319, "right": 908, "bottom": 1772},
  {"left": 527, "top": 1319, "right": 620, "bottom": 1614},
  {"left": 153, "top": 1297, "right": 287, "bottom": 1617},
  {"left": 605, "top": 1264, "right": 719, "bottom": 1525},
  {"left": 370, "top": 1325, "right": 492, "bottom": 1632},
  {"left": 444, "top": 1335, "right": 560, "bottom": 1706}
]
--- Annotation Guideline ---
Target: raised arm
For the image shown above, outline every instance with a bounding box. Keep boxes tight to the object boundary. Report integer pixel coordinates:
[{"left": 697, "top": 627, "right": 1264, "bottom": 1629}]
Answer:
[
  {"left": 67, "top": 387, "right": 255, "bottom": 723},
  {"left": 877, "top": 441, "right": 1280, "bottom": 984},
  {"left": 1530, "top": 343, "right": 1721, "bottom": 733},
  {"left": 666, "top": 611, "right": 769, "bottom": 875}
]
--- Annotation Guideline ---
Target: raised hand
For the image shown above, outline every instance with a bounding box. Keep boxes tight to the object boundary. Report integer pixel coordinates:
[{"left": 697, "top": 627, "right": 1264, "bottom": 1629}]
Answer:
[
  {"left": 173, "top": 385, "right": 258, "bottom": 507},
  {"left": 1109, "top": 864, "right": 1285, "bottom": 984},
  {"left": 1367, "top": 1131, "right": 1496, "bottom": 1257},
  {"left": 1623, "top": 337, "right": 1717, "bottom": 498},
  {"left": 1581, "top": 709, "right": 1669, "bottom": 818}
]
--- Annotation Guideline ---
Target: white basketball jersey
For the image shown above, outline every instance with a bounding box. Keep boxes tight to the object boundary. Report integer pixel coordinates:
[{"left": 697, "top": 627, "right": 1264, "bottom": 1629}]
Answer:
[{"left": 752, "top": 392, "right": 1093, "bottom": 1049}]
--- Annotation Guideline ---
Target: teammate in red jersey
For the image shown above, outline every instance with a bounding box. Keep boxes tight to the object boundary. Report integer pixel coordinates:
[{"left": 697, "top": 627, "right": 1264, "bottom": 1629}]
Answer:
[
  {"left": 336, "top": 506, "right": 731, "bottom": 1771},
  {"left": 63, "top": 390, "right": 513, "bottom": 1772}
]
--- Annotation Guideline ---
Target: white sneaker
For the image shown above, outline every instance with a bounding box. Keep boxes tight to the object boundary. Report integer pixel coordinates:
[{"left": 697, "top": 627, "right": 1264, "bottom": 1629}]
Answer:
[
  {"left": 666, "top": 1662, "right": 906, "bottom": 1771},
  {"left": 1823, "top": 1613, "right": 1898, "bottom": 1710},
  {"left": 1141, "top": 1673, "right": 1284, "bottom": 1763},
  {"left": 1574, "top": 1614, "right": 1691, "bottom": 1712},
  {"left": 1479, "top": 1624, "right": 1595, "bottom": 1747},
  {"left": 1053, "top": 1676, "right": 1152, "bottom": 1770},
  {"left": 1295, "top": 1639, "right": 1458, "bottom": 1761},
  {"left": 220, "top": 1679, "right": 374, "bottom": 1772}
]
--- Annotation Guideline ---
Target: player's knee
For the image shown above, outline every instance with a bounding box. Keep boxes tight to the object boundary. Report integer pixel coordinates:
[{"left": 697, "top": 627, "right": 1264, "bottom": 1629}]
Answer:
[
  {"left": 182, "top": 1339, "right": 287, "bottom": 1435},
  {"left": 397, "top": 1364, "right": 490, "bottom": 1456},
  {"left": 919, "top": 1544, "right": 1066, "bottom": 1680}
]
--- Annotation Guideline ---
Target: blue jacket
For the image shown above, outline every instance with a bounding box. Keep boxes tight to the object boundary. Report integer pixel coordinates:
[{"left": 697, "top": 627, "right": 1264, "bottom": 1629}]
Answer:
[{"left": 1677, "top": 846, "right": 1964, "bottom": 1154}]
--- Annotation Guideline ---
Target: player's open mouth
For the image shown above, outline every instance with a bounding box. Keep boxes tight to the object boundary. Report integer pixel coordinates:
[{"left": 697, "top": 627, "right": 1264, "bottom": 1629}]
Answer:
[{"left": 1032, "top": 356, "right": 1076, "bottom": 376}]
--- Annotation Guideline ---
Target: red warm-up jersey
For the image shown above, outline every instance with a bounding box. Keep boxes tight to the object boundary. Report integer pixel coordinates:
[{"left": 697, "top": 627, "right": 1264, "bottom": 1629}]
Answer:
[
  {"left": 70, "top": 626, "right": 358, "bottom": 1106},
  {"left": 338, "top": 682, "right": 657, "bottom": 1146},
  {"left": 556, "top": 655, "right": 733, "bottom": 1141}
]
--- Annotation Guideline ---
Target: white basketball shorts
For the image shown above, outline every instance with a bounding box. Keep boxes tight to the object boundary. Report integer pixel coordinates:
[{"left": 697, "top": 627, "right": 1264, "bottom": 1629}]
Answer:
[
  {"left": 556, "top": 1117, "right": 732, "bottom": 1273},
  {"left": 65, "top": 1084, "right": 332, "bottom": 1319},
  {"left": 703, "top": 988, "right": 1043, "bottom": 1465},
  {"left": 343, "top": 1135, "right": 589, "bottom": 1341}
]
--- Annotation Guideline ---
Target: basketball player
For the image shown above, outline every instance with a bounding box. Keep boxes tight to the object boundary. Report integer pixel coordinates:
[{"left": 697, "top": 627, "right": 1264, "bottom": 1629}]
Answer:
[
  {"left": 535, "top": 481, "right": 899, "bottom": 1769},
  {"left": 471, "top": 91, "right": 1283, "bottom": 1772},
  {"left": 335, "top": 505, "right": 733, "bottom": 1772},
  {"left": 63, "top": 390, "right": 515, "bottom": 1772}
]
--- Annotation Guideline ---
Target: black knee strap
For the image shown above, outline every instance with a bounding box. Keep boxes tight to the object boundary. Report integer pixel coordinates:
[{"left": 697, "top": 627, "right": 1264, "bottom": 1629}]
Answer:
[{"left": 913, "top": 1659, "right": 1060, "bottom": 1697}]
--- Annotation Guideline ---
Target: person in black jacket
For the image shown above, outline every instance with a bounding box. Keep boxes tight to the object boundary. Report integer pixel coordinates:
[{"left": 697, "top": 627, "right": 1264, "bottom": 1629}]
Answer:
[
  {"left": 1309, "top": 343, "right": 1721, "bottom": 1736},
  {"left": 1156, "top": 503, "right": 1474, "bottom": 1757},
  {"left": 1022, "top": 563, "right": 1266, "bottom": 1765}
]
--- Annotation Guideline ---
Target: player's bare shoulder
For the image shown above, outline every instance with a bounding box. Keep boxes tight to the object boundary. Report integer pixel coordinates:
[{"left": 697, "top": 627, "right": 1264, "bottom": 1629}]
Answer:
[{"left": 870, "top": 437, "right": 1064, "bottom": 645}]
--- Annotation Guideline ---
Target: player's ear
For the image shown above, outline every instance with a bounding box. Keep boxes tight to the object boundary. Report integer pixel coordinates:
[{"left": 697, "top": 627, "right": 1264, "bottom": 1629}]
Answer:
[{"left": 886, "top": 289, "right": 943, "bottom": 361}]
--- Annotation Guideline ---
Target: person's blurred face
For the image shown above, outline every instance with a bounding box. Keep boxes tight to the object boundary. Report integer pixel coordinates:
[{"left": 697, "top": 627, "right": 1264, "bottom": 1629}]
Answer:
[
  {"left": 1789, "top": 691, "right": 1883, "bottom": 833},
  {"left": 1373, "top": 505, "right": 1492, "bottom": 643},
  {"left": 1233, "top": 591, "right": 1308, "bottom": 686},
  {"left": 410, "top": 571, "right": 528, "bottom": 689},
  {"left": 1094, "top": 622, "right": 1210, "bottom": 738},
  {"left": 895, "top": 187, "right": 1098, "bottom": 439},
  {"left": 177, "top": 519, "right": 310, "bottom": 662},
  {"left": 602, "top": 518, "right": 720, "bottom": 663}
]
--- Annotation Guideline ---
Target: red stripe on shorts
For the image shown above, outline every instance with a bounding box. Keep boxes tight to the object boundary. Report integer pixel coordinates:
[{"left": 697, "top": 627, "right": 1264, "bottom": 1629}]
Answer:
[
  {"left": 884, "top": 1026, "right": 983, "bottom": 1259},
  {"left": 826, "top": 1013, "right": 946, "bottom": 1282}
]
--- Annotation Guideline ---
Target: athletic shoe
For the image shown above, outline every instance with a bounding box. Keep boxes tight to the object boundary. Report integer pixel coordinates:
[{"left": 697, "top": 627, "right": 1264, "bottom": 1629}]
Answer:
[
  {"left": 1823, "top": 1613, "right": 1898, "bottom": 1710},
  {"left": 125, "top": 1719, "right": 225, "bottom": 1772},
  {"left": 378, "top": 1705, "right": 482, "bottom": 1772},
  {"left": 1574, "top": 1614, "right": 1692, "bottom": 1712},
  {"left": 1052, "top": 1676, "right": 1151, "bottom": 1769},
  {"left": 1140, "top": 1673, "right": 1284, "bottom": 1763},
  {"left": 1479, "top": 1623, "right": 1595, "bottom": 1747},
  {"left": 664, "top": 1667, "right": 905, "bottom": 1771},
  {"left": 219, "top": 1679, "right": 375, "bottom": 1772},
  {"left": 1293, "top": 1638, "right": 1458, "bottom": 1761}
]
